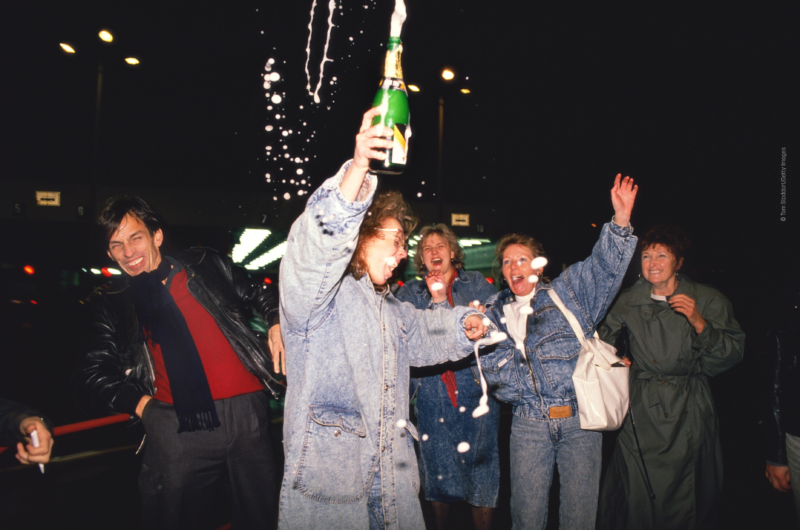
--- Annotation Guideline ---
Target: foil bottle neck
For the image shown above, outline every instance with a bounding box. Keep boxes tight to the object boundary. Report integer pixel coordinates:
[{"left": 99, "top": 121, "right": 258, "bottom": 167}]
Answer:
[{"left": 383, "top": 38, "right": 403, "bottom": 80}]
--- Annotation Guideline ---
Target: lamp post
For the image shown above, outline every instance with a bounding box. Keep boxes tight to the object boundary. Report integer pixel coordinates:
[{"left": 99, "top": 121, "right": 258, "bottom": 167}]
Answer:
[
  {"left": 407, "top": 70, "right": 471, "bottom": 222},
  {"left": 59, "top": 30, "right": 140, "bottom": 179}
]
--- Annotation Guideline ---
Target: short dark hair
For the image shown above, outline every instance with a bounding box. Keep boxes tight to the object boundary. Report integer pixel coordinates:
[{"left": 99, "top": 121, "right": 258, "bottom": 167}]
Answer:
[
  {"left": 347, "top": 190, "right": 418, "bottom": 280},
  {"left": 413, "top": 224, "right": 465, "bottom": 274},
  {"left": 639, "top": 224, "right": 690, "bottom": 263},
  {"left": 97, "top": 196, "right": 164, "bottom": 245}
]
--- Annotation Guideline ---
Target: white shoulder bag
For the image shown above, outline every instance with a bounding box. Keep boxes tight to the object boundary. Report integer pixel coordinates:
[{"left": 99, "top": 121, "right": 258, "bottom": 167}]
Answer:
[{"left": 547, "top": 290, "right": 629, "bottom": 431}]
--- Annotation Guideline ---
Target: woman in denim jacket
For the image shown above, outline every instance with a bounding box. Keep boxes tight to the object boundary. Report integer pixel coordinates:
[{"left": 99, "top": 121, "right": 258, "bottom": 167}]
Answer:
[
  {"left": 395, "top": 224, "right": 499, "bottom": 530},
  {"left": 278, "top": 108, "right": 488, "bottom": 530},
  {"left": 478, "top": 175, "right": 638, "bottom": 529}
]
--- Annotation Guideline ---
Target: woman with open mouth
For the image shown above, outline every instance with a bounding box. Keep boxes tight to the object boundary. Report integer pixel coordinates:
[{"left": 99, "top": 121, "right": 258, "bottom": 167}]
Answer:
[
  {"left": 395, "top": 224, "right": 499, "bottom": 530},
  {"left": 277, "top": 107, "right": 488, "bottom": 530},
  {"left": 477, "top": 174, "right": 639, "bottom": 529}
]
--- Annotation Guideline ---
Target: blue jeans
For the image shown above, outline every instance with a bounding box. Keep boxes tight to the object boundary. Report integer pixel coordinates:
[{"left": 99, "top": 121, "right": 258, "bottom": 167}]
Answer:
[{"left": 510, "top": 413, "right": 601, "bottom": 530}]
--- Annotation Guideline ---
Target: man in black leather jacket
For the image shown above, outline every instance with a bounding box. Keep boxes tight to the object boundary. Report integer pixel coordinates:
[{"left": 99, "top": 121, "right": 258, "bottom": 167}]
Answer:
[
  {"left": 764, "top": 286, "right": 800, "bottom": 522},
  {"left": 74, "top": 196, "right": 284, "bottom": 530}
]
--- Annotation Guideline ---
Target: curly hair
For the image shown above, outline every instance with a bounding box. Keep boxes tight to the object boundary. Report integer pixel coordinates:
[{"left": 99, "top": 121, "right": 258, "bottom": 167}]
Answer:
[
  {"left": 412, "top": 224, "right": 465, "bottom": 274},
  {"left": 639, "top": 224, "right": 690, "bottom": 263},
  {"left": 493, "top": 233, "right": 550, "bottom": 283},
  {"left": 347, "top": 190, "right": 418, "bottom": 280}
]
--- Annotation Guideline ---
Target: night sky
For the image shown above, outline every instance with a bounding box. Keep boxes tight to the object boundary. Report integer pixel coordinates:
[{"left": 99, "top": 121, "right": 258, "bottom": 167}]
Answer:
[{"left": 2, "top": 1, "right": 796, "bottom": 274}]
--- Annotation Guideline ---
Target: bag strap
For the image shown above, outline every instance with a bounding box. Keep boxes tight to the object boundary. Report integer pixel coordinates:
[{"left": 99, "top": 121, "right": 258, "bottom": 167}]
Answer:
[
  {"left": 546, "top": 289, "right": 587, "bottom": 344},
  {"left": 548, "top": 289, "right": 618, "bottom": 370}
]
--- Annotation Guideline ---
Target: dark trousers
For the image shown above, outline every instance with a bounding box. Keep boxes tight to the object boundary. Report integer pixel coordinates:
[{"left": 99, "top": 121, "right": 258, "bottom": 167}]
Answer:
[{"left": 139, "top": 392, "right": 278, "bottom": 530}]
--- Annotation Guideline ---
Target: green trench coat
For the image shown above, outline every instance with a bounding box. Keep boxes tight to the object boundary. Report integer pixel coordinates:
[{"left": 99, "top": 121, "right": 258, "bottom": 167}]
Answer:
[{"left": 597, "top": 275, "right": 745, "bottom": 530}]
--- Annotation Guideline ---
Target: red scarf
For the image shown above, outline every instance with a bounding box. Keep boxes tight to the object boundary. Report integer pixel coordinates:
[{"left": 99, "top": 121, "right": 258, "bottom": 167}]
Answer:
[{"left": 441, "top": 271, "right": 459, "bottom": 408}]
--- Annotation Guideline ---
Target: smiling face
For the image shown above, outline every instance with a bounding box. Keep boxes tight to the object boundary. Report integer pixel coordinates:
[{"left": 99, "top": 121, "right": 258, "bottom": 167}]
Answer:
[
  {"left": 421, "top": 233, "right": 455, "bottom": 278},
  {"left": 502, "top": 244, "right": 543, "bottom": 297},
  {"left": 641, "top": 243, "right": 682, "bottom": 289},
  {"left": 363, "top": 217, "right": 408, "bottom": 286},
  {"left": 107, "top": 213, "right": 163, "bottom": 276}
]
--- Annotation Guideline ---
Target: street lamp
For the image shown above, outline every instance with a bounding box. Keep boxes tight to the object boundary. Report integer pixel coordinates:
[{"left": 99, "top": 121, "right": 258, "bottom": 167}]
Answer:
[
  {"left": 58, "top": 29, "right": 141, "bottom": 178},
  {"left": 405, "top": 69, "right": 471, "bottom": 221}
]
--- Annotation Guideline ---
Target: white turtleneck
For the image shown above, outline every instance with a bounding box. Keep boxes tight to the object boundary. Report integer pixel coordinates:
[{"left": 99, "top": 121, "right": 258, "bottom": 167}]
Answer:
[{"left": 503, "top": 290, "right": 536, "bottom": 356}]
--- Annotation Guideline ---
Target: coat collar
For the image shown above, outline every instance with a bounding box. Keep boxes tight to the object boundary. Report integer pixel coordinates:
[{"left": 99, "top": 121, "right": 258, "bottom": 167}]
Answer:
[
  {"left": 496, "top": 281, "right": 552, "bottom": 307},
  {"left": 627, "top": 274, "right": 697, "bottom": 306},
  {"left": 102, "top": 249, "right": 208, "bottom": 294}
]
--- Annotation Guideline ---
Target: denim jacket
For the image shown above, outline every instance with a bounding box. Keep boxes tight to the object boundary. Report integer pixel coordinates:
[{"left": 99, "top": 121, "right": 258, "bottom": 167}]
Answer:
[
  {"left": 397, "top": 269, "right": 497, "bottom": 387},
  {"left": 480, "top": 221, "right": 636, "bottom": 419},
  {"left": 278, "top": 162, "right": 480, "bottom": 530},
  {"left": 396, "top": 269, "right": 497, "bottom": 311}
]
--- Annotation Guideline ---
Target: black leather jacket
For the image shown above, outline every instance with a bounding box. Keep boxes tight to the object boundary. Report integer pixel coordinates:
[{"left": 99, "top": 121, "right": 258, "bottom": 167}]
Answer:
[
  {"left": 763, "top": 295, "right": 800, "bottom": 466},
  {"left": 74, "top": 249, "right": 282, "bottom": 417}
]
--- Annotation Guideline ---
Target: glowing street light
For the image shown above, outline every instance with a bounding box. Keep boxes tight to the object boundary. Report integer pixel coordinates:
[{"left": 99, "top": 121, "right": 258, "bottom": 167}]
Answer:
[
  {"left": 441, "top": 69, "right": 455, "bottom": 81},
  {"left": 407, "top": 84, "right": 420, "bottom": 92},
  {"left": 460, "top": 88, "right": 471, "bottom": 94},
  {"left": 60, "top": 28, "right": 142, "bottom": 180}
]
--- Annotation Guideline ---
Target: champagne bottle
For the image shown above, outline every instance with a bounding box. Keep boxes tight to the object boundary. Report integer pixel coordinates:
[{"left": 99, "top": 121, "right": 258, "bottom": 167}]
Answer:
[{"left": 369, "top": 36, "right": 410, "bottom": 175}]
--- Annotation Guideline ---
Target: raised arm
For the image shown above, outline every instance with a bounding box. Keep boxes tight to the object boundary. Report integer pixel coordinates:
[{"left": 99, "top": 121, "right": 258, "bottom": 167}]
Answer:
[
  {"left": 402, "top": 302, "right": 485, "bottom": 367},
  {"left": 558, "top": 174, "right": 638, "bottom": 327},
  {"left": 279, "top": 109, "right": 393, "bottom": 332}
]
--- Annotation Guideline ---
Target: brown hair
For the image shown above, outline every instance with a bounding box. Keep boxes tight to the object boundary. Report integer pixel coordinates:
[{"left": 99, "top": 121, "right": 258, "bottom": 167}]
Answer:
[
  {"left": 639, "top": 225, "right": 690, "bottom": 264},
  {"left": 412, "top": 223, "right": 465, "bottom": 274},
  {"left": 347, "top": 191, "right": 418, "bottom": 280},
  {"left": 493, "top": 233, "right": 550, "bottom": 283}
]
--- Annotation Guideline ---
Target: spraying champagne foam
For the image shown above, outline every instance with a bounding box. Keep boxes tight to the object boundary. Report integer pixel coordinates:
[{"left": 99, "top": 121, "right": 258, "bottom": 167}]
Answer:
[
  {"left": 472, "top": 331, "right": 508, "bottom": 418},
  {"left": 390, "top": 0, "right": 407, "bottom": 37}
]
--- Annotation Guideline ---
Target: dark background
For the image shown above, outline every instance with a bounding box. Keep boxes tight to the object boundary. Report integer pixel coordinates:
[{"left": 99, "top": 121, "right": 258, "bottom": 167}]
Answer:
[{"left": 0, "top": 1, "right": 798, "bottom": 528}]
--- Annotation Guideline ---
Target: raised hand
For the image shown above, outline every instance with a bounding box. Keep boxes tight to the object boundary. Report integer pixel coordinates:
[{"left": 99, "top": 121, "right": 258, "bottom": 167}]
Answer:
[
  {"left": 352, "top": 107, "right": 394, "bottom": 172},
  {"left": 669, "top": 294, "right": 706, "bottom": 334},
  {"left": 340, "top": 108, "right": 395, "bottom": 201},
  {"left": 425, "top": 271, "right": 447, "bottom": 303},
  {"left": 610, "top": 174, "right": 638, "bottom": 227}
]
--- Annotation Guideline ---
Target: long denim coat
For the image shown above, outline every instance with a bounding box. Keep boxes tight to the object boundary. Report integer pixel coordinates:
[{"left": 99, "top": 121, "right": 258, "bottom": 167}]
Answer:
[
  {"left": 396, "top": 269, "right": 501, "bottom": 507},
  {"left": 479, "top": 221, "right": 637, "bottom": 418},
  {"left": 278, "top": 162, "right": 480, "bottom": 530}
]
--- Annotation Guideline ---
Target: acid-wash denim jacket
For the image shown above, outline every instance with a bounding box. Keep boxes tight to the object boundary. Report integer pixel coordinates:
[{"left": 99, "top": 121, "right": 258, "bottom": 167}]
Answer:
[
  {"left": 480, "top": 221, "right": 637, "bottom": 419},
  {"left": 278, "top": 161, "right": 480, "bottom": 530},
  {"left": 396, "top": 269, "right": 497, "bottom": 311}
]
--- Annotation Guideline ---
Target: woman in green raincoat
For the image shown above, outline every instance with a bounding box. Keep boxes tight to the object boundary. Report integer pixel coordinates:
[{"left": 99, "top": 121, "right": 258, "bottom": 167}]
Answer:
[{"left": 597, "top": 225, "right": 745, "bottom": 529}]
